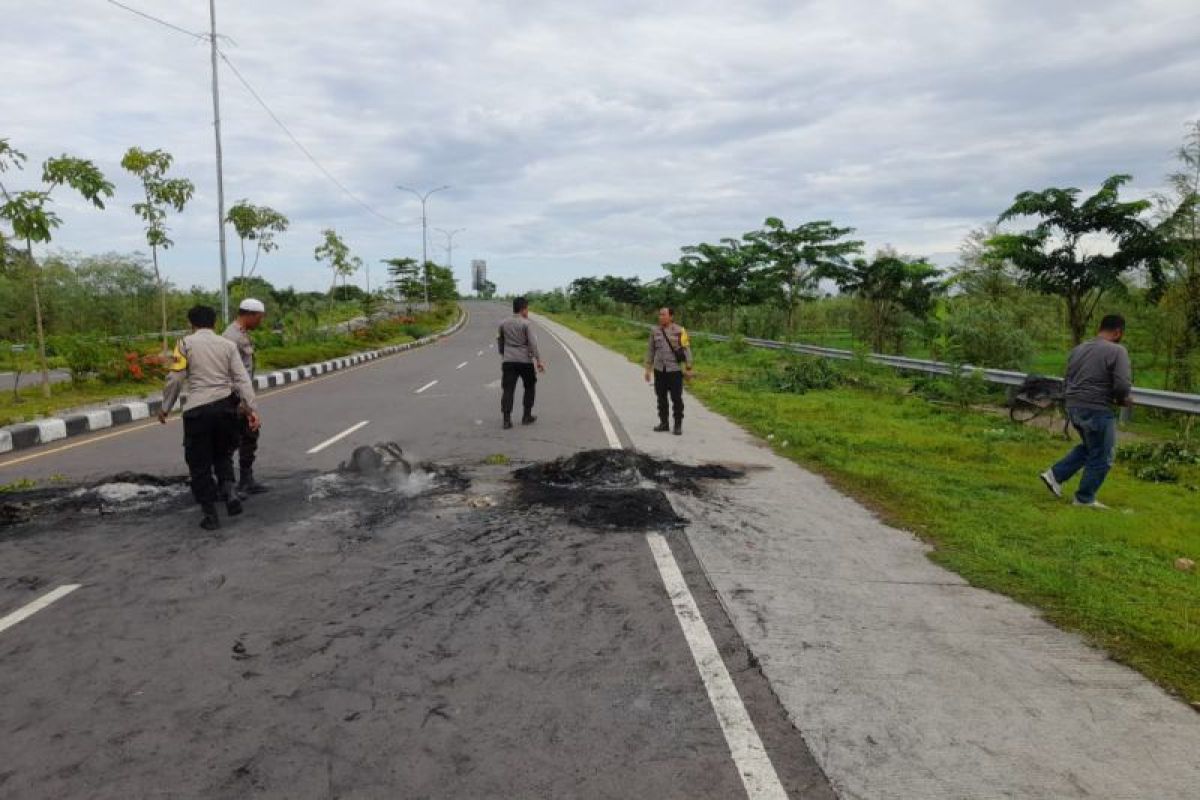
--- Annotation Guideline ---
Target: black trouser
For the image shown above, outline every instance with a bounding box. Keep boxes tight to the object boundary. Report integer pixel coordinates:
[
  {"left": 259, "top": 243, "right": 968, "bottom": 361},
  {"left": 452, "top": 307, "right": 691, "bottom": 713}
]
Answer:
[
  {"left": 182, "top": 396, "right": 240, "bottom": 506},
  {"left": 237, "top": 414, "right": 259, "bottom": 474},
  {"left": 501, "top": 361, "right": 537, "bottom": 417},
  {"left": 654, "top": 369, "right": 684, "bottom": 422}
]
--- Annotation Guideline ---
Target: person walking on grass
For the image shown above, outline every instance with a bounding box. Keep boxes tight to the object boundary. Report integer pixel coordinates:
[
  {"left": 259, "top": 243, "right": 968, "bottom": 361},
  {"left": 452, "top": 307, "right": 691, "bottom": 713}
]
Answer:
[
  {"left": 223, "top": 298, "right": 269, "bottom": 496},
  {"left": 159, "top": 305, "right": 260, "bottom": 531},
  {"left": 1040, "top": 314, "right": 1133, "bottom": 509},
  {"left": 643, "top": 306, "right": 693, "bottom": 435},
  {"left": 498, "top": 296, "right": 545, "bottom": 429}
]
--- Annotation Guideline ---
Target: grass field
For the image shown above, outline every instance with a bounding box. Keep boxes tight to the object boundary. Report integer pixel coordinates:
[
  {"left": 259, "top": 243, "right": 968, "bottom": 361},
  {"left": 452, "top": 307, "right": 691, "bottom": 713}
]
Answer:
[{"left": 549, "top": 311, "right": 1200, "bottom": 705}]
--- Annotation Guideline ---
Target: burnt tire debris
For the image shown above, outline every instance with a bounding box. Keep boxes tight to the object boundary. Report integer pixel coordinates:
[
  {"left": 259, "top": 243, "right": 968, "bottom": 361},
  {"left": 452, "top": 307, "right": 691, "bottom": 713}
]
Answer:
[
  {"left": 2, "top": 446, "right": 740, "bottom": 537},
  {"left": 512, "top": 449, "right": 742, "bottom": 530},
  {"left": 1, "top": 472, "right": 191, "bottom": 529}
]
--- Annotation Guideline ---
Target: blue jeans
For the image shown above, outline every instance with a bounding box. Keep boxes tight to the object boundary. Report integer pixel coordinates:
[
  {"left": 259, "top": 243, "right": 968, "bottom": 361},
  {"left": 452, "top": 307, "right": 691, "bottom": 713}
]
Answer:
[{"left": 1051, "top": 408, "right": 1116, "bottom": 504}]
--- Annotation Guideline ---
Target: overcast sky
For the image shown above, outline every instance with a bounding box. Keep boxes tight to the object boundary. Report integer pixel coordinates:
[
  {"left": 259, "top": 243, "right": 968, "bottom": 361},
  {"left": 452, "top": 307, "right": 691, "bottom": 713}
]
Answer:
[{"left": 3, "top": 0, "right": 1198, "bottom": 294}]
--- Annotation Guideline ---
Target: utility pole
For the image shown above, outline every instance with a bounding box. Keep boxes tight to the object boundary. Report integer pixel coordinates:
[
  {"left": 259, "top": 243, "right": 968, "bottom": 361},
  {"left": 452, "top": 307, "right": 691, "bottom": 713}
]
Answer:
[
  {"left": 397, "top": 184, "right": 449, "bottom": 308},
  {"left": 208, "top": 0, "right": 229, "bottom": 323},
  {"left": 435, "top": 227, "right": 466, "bottom": 271}
]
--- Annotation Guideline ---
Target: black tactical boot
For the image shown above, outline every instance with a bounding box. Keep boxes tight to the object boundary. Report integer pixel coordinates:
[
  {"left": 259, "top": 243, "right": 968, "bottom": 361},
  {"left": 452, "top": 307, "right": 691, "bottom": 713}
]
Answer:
[
  {"left": 673, "top": 420, "right": 683, "bottom": 436},
  {"left": 237, "top": 470, "right": 269, "bottom": 495},
  {"left": 521, "top": 413, "right": 537, "bottom": 425},
  {"left": 654, "top": 418, "right": 670, "bottom": 432},
  {"left": 503, "top": 415, "right": 513, "bottom": 429},
  {"left": 199, "top": 504, "right": 221, "bottom": 531},
  {"left": 220, "top": 481, "right": 243, "bottom": 516}
]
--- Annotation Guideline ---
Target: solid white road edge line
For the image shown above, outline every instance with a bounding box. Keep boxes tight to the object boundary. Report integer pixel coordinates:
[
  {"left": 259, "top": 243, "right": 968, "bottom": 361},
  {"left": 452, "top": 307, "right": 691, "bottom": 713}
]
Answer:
[
  {"left": 456, "top": 361, "right": 469, "bottom": 370},
  {"left": 306, "top": 420, "right": 370, "bottom": 454},
  {"left": 0, "top": 584, "right": 82, "bottom": 636},
  {"left": 545, "top": 323, "right": 788, "bottom": 799},
  {"left": 541, "top": 328, "right": 620, "bottom": 449},
  {"left": 646, "top": 534, "right": 789, "bottom": 800},
  {"left": 415, "top": 380, "right": 439, "bottom": 394}
]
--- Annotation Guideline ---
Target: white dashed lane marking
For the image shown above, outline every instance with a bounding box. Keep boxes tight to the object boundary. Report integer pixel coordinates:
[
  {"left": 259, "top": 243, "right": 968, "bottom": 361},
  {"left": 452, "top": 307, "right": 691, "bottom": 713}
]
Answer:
[
  {"left": 0, "top": 585, "right": 82, "bottom": 636},
  {"left": 307, "top": 420, "right": 370, "bottom": 454}
]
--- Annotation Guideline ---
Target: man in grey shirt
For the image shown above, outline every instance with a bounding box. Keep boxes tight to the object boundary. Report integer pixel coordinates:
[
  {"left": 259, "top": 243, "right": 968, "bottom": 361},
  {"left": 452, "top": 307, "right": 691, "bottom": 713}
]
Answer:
[
  {"left": 498, "top": 296, "right": 545, "bottom": 429},
  {"left": 223, "top": 298, "right": 268, "bottom": 495},
  {"left": 1040, "top": 314, "right": 1133, "bottom": 508}
]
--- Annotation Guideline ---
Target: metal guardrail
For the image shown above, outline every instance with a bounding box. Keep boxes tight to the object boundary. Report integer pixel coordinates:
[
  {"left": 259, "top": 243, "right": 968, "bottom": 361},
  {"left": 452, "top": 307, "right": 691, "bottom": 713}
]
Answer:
[{"left": 631, "top": 322, "right": 1200, "bottom": 415}]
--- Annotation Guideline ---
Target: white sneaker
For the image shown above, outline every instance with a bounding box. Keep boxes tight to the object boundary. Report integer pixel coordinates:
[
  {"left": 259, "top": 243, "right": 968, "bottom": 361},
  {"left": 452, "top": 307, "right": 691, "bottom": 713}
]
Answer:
[
  {"left": 1072, "top": 499, "right": 1110, "bottom": 510},
  {"left": 1039, "top": 470, "right": 1063, "bottom": 499}
]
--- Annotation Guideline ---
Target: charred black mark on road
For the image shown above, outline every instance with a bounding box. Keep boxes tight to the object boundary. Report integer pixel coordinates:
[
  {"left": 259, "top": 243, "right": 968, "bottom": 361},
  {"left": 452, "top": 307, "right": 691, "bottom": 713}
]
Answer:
[{"left": 512, "top": 449, "right": 742, "bottom": 530}]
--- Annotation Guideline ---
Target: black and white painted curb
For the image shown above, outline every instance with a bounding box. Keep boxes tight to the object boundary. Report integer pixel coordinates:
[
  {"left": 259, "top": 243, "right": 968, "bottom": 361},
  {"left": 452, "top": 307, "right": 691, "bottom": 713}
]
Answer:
[{"left": 0, "top": 309, "right": 468, "bottom": 456}]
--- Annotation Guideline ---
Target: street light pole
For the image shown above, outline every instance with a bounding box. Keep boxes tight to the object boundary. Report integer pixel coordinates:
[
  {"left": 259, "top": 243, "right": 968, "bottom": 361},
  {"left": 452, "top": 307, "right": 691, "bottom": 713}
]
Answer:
[
  {"left": 208, "top": 0, "right": 229, "bottom": 323},
  {"left": 397, "top": 184, "right": 449, "bottom": 308},
  {"left": 434, "top": 227, "right": 466, "bottom": 271}
]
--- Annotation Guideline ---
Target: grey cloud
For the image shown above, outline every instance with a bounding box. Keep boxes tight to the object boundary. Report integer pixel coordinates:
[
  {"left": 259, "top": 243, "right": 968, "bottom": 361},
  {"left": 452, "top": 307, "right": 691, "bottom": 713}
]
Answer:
[{"left": 1, "top": 0, "right": 1197, "bottom": 293}]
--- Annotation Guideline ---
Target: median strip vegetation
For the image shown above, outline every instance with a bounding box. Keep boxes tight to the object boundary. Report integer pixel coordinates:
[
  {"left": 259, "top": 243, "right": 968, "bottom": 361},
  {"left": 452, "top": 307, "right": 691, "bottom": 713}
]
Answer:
[
  {"left": 550, "top": 311, "right": 1200, "bottom": 706},
  {"left": 0, "top": 303, "right": 459, "bottom": 427}
]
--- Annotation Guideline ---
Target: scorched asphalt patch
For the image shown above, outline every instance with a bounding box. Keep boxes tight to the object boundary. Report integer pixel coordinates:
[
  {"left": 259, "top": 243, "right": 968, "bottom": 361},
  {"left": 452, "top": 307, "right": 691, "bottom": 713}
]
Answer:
[{"left": 0, "top": 445, "right": 805, "bottom": 799}]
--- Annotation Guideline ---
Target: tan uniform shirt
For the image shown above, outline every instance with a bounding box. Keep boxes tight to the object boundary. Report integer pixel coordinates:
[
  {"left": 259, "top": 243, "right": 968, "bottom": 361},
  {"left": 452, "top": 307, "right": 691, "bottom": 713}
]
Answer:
[
  {"left": 162, "top": 328, "right": 258, "bottom": 414},
  {"left": 645, "top": 323, "right": 693, "bottom": 372},
  {"left": 499, "top": 316, "right": 541, "bottom": 364},
  {"left": 222, "top": 321, "right": 256, "bottom": 377}
]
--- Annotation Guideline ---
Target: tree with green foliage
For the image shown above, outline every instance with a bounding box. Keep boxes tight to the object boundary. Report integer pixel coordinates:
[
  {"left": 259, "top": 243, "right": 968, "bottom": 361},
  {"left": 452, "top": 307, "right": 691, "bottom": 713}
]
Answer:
[
  {"left": 383, "top": 257, "right": 422, "bottom": 309},
  {"left": 314, "top": 229, "right": 356, "bottom": 294},
  {"left": 568, "top": 276, "right": 603, "bottom": 308},
  {"left": 988, "top": 174, "right": 1165, "bottom": 345},
  {"left": 951, "top": 223, "right": 1021, "bottom": 301},
  {"left": 826, "top": 249, "right": 943, "bottom": 353},
  {"left": 423, "top": 261, "right": 458, "bottom": 304},
  {"left": 744, "top": 217, "right": 863, "bottom": 334},
  {"left": 225, "top": 200, "right": 289, "bottom": 296},
  {"left": 477, "top": 279, "right": 497, "bottom": 300},
  {"left": 121, "top": 147, "right": 195, "bottom": 353},
  {"left": 668, "top": 238, "right": 764, "bottom": 329},
  {"left": 0, "top": 139, "right": 114, "bottom": 396},
  {"left": 597, "top": 275, "right": 643, "bottom": 311},
  {"left": 640, "top": 276, "right": 683, "bottom": 316},
  {"left": 1150, "top": 121, "right": 1200, "bottom": 391}
]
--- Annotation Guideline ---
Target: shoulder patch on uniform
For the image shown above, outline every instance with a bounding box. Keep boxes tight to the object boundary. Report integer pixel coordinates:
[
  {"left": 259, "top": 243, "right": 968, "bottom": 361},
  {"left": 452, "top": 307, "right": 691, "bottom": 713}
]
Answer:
[
  {"left": 169, "top": 342, "right": 188, "bottom": 372},
  {"left": 679, "top": 328, "right": 690, "bottom": 347}
]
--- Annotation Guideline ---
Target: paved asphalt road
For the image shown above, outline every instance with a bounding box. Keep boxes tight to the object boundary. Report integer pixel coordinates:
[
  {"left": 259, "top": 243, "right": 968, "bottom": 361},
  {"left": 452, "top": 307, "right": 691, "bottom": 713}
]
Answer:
[
  {"left": 0, "top": 369, "right": 71, "bottom": 392},
  {"left": 0, "top": 302, "right": 832, "bottom": 799}
]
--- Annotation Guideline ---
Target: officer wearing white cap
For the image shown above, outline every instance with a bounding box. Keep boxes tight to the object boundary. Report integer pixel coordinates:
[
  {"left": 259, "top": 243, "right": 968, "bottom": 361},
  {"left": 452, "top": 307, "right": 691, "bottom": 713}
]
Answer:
[
  {"left": 159, "top": 305, "right": 259, "bottom": 530},
  {"left": 223, "top": 298, "right": 269, "bottom": 494}
]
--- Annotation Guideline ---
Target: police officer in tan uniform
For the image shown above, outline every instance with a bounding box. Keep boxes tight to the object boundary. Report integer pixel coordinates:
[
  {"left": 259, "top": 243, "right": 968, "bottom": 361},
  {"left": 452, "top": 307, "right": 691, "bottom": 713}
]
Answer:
[
  {"left": 223, "top": 298, "right": 268, "bottom": 495},
  {"left": 643, "top": 307, "right": 692, "bottom": 435},
  {"left": 159, "top": 305, "right": 260, "bottom": 530}
]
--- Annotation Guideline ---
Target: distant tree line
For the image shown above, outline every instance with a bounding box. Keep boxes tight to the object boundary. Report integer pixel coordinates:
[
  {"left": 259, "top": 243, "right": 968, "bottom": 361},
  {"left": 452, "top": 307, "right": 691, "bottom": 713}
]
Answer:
[
  {"left": 0, "top": 135, "right": 463, "bottom": 396},
  {"left": 531, "top": 122, "right": 1200, "bottom": 390}
]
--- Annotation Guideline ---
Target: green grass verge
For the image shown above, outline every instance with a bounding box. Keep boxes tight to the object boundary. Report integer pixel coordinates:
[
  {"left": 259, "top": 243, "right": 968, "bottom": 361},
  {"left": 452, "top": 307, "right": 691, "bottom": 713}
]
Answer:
[{"left": 549, "top": 311, "right": 1200, "bottom": 705}]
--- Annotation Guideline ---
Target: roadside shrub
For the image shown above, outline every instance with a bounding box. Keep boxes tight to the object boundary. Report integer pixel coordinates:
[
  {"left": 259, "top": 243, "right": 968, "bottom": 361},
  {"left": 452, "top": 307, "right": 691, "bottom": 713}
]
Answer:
[
  {"left": 49, "top": 335, "right": 119, "bottom": 383},
  {"left": 911, "top": 369, "right": 992, "bottom": 410},
  {"left": 944, "top": 302, "right": 1035, "bottom": 369},
  {"left": 842, "top": 352, "right": 900, "bottom": 393},
  {"left": 1117, "top": 440, "right": 1200, "bottom": 483},
  {"left": 761, "top": 355, "right": 844, "bottom": 394},
  {"left": 101, "top": 349, "right": 169, "bottom": 383}
]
